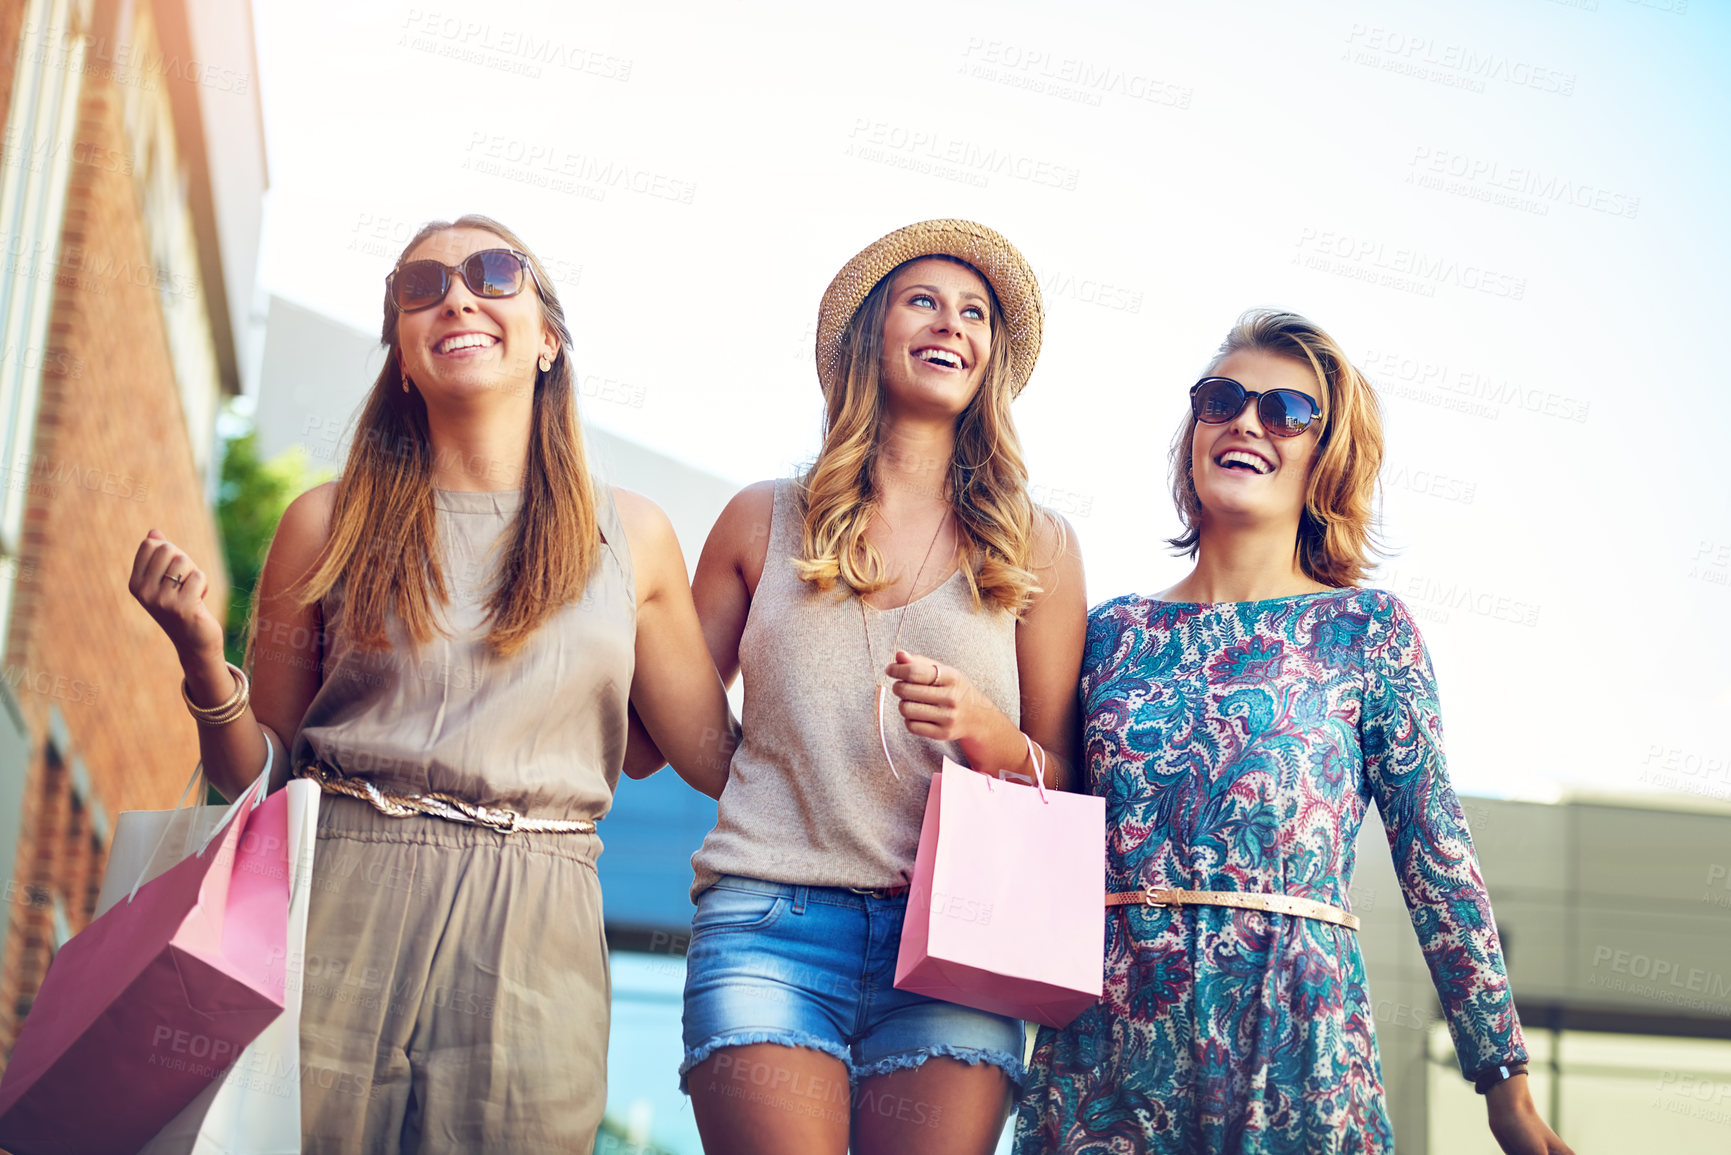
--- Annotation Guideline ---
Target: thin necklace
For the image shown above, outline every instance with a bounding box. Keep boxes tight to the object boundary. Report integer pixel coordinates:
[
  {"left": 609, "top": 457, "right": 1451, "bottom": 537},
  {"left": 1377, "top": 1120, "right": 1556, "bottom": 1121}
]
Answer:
[{"left": 860, "top": 507, "right": 948, "bottom": 781}]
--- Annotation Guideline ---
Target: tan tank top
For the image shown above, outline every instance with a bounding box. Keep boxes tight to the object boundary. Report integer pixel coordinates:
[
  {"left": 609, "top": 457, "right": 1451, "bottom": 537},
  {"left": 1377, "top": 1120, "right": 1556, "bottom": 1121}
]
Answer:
[
  {"left": 292, "top": 485, "right": 634, "bottom": 823},
  {"left": 690, "top": 479, "right": 1020, "bottom": 899}
]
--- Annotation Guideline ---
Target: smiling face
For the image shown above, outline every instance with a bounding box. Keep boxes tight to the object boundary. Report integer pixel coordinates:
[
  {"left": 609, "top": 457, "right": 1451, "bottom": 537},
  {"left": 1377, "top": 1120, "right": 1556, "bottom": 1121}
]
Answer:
[
  {"left": 876, "top": 257, "right": 993, "bottom": 417},
  {"left": 1189, "top": 349, "right": 1326, "bottom": 532},
  {"left": 393, "top": 226, "right": 557, "bottom": 403}
]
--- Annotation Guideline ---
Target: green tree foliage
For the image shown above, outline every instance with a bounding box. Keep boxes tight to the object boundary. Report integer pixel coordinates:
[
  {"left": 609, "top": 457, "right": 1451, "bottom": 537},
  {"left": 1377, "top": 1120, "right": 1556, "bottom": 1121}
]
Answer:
[{"left": 215, "top": 431, "right": 329, "bottom": 667}]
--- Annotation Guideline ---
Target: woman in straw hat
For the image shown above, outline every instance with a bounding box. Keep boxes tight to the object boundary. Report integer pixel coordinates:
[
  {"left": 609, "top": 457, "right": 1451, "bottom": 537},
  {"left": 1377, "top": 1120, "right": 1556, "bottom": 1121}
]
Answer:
[
  {"left": 1012, "top": 310, "right": 1569, "bottom": 1154},
  {"left": 665, "top": 220, "right": 1087, "bottom": 1154},
  {"left": 129, "top": 215, "right": 736, "bottom": 1152}
]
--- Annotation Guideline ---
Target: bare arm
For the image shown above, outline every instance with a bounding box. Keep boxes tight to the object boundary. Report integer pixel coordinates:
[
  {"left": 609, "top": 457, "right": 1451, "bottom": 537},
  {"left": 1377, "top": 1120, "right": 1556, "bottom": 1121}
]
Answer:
[
  {"left": 127, "top": 482, "right": 334, "bottom": 800},
  {"left": 888, "top": 510, "right": 1087, "bottom": 790},
  {"left": 615, "top": 488, "right": 743, "bottom": 798}
]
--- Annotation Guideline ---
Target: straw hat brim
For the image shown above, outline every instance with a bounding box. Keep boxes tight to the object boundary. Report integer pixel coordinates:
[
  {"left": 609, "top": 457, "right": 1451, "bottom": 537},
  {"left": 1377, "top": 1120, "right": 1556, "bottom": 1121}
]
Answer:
[{"left": 815, "top": 219, "right": 1043, "bottom": 399}]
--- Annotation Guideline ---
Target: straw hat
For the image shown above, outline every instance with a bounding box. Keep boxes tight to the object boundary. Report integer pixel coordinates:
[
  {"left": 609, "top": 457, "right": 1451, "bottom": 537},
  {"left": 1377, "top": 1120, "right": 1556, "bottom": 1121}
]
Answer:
[{"left": 815, "top": 219, "right": 1044, "bottom": 398}]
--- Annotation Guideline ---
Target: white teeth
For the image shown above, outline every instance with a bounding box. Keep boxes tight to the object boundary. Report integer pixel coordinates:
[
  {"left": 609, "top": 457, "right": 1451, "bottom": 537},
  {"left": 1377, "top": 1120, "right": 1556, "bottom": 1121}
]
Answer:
[
  {"left": 1218, "top": 450, "right": 1273, "bottom": 475},
  {"left": 438, "top": 333, "right": 497, "bottom": 354},
  {"left": 915, "top": 348, "right": 963, "bottom": 369}
]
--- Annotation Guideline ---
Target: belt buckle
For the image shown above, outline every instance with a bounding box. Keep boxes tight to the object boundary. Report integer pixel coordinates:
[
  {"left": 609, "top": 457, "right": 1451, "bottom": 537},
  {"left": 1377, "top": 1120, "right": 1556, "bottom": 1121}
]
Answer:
[
  {"left": 478, "top": 806, "right": 520, "bottom": 835},
  {"left": 1142, "top": 888, "right": 1180, "bottom": 906}
]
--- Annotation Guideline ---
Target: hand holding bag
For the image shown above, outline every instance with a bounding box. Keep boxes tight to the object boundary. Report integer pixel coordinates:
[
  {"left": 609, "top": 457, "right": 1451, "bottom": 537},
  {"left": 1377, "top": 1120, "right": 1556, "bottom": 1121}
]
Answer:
[
  {"left": 136, "top": 772, "right": 320, "bottom": 1155},
  {"left": 0, "top": 758, "right": 292, "bottom": 1155},
  {"left": 893, "top": 742, "right": 1106, "bottom": 1028}
]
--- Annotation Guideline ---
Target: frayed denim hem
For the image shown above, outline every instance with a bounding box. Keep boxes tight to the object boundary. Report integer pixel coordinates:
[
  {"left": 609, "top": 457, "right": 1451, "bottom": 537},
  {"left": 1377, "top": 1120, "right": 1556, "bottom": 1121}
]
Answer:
[
  {"left": 853, "top": 1044, "right": 1026, "bottom": 1088},
  {"left": 679, "top": 1030, "right": 855, "bottom": 1095}
]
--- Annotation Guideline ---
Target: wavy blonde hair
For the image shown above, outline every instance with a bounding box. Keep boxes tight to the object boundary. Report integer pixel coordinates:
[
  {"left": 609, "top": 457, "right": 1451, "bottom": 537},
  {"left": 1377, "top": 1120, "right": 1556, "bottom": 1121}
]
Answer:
[
  {"left": 794, "top": 256, "right": 1046, "bottom": 616},
  {"left": 296, "top": 214, "right": 600, "bottom": 657},
  {"left": 1167, "top": 309, "right": 1384, "bottom": 587}
]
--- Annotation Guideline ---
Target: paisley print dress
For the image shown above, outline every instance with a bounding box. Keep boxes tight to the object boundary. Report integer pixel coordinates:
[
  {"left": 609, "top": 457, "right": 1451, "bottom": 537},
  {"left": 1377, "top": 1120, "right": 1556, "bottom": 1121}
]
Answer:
[{"left": 1014, "top": 589, "right": 1525, "bottom": 1154}]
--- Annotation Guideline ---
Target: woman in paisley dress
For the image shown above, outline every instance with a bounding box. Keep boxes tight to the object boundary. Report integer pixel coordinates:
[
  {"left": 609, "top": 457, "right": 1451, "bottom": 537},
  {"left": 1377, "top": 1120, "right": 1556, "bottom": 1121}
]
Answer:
[{"left": 1013, "top": 310, "right": 1570, "bottom": 1154}]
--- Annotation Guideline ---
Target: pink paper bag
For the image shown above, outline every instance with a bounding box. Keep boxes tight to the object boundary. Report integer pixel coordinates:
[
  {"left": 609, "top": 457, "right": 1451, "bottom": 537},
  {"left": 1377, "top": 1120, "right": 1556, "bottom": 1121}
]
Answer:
[
  {"left": 0, "top": 779, "right": 291, "bottom": 1155},
  {"left": 895, "top": 758, "right": 1105, "bottom": 1028}
]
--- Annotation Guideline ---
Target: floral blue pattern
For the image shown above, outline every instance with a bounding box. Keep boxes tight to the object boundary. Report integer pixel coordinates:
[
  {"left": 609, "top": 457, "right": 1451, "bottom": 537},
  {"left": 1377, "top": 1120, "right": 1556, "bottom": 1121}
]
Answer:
[{"left": 1014, "top": 589, "right": 1525, "bottom": 1154}]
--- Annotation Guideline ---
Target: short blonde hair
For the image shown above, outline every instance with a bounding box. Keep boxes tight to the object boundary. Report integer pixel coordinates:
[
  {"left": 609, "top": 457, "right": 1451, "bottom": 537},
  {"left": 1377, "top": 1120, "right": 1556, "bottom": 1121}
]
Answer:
[{"left": 1167, "top": 309, "right": 1384, "bottom": 587}]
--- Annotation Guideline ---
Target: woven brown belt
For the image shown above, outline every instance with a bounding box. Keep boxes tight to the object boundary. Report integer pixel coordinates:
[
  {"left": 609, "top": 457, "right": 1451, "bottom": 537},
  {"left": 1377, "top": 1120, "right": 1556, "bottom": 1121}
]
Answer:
[
  {"left": 1105, "top": 888, "right": 1360, "bottom": 931},
  {"left": 296, "top": 763, "right": 596, "bottom": 836}
]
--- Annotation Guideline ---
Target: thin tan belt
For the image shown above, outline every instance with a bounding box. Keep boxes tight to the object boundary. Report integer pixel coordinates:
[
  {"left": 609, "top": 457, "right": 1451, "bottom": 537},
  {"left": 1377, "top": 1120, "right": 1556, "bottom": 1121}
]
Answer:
[
  {"left": 1105, "top": 888, "right": 1360, "bottom": 931},
  {"left": 296, "top": 763, "right": 596, "bottom": 836}
]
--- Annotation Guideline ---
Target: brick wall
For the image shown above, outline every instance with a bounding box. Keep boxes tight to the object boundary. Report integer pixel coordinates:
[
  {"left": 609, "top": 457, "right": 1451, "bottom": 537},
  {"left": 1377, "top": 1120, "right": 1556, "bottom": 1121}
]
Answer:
[{"left": 0, "top": 32, "right": 229, "bottom": 1054}]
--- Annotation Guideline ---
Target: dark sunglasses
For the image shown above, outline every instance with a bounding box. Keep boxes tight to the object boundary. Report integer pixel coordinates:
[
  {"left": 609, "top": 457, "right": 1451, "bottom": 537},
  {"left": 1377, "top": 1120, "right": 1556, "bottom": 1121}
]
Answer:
[
  {"left": 1189, "top": 376, "right": 1322, "bottom": 438},
  {"left": 387, "top": 248, "right": 537, "bottom": 313}
]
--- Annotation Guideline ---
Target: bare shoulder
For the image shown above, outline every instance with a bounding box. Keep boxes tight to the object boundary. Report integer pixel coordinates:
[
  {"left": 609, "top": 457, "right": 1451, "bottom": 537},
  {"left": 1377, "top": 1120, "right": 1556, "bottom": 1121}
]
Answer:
[
  {"left": 716, "top": 480, "right": 778, "bottom": 536},
  {"left": 248, "top": 481, "right": 336, "bottom": 607},
  {"left": 706, "top": 479, "right": 779, "bottom": 564},
  {"left": 269, "top": 481, "right": 337, "bottom": 569},
  {"left": 611, "top": 486, "right": 675, "bottom": 539},
  {"left": 609, "top": 487, "right": 683, "bottom": 573},
  {"left": 1031, "top": 506, "right": 1084, "bottom": 573}
]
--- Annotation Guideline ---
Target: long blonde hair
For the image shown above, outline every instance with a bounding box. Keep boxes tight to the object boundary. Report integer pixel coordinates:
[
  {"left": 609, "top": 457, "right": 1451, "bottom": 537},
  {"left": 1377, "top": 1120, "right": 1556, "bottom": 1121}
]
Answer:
[
  {"left": 1168, "top": 309, "right": 1384, "bottom": 587},
  {"left": 297, "top": 214, "right": 600, "bottom": 656},
  {"left": 794, "top": 256, "right": 1045, "bottom": 615}
]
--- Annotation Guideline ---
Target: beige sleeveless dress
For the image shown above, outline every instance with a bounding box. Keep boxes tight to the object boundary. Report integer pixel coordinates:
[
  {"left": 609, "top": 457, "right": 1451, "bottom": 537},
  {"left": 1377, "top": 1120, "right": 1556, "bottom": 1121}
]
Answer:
[{"left": 290, "top": 486, "right": 632, "bottom": 1155}]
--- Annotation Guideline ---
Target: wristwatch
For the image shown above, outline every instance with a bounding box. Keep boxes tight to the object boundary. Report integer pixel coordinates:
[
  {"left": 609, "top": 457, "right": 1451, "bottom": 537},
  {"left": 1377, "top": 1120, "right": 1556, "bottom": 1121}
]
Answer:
[{"left": 1473, "top": 1061, "right": 1529, "bottom": 1095}]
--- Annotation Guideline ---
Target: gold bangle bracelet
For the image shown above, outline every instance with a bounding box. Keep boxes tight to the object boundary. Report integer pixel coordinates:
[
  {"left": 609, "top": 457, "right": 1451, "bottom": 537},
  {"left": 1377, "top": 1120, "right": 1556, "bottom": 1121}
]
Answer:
[{"left": 182, "top": 661, "right": 250, "bottom": 726}]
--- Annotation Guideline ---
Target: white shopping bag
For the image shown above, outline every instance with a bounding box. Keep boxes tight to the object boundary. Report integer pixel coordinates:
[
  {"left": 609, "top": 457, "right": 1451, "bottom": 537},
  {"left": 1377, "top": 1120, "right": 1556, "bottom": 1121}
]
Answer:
[{"left": 95, "top": 754, "right": 319, "bottom": 1154}]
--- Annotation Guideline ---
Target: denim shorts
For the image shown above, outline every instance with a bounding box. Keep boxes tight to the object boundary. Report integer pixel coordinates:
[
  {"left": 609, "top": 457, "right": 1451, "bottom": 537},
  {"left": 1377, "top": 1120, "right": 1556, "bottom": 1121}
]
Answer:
[{"left": 679, "top": 875, "right": 1025, "bottom": 1093}]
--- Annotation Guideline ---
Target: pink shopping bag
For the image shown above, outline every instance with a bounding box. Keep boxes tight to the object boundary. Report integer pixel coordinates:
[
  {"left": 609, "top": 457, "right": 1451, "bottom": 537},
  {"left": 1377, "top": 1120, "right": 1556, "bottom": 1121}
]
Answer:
[
  {"left": 894, "top": 757, "right": 1106, "bottom": 1028},
  {"left": 0, "top": 775, "right": 291, "bottom": 1155}
]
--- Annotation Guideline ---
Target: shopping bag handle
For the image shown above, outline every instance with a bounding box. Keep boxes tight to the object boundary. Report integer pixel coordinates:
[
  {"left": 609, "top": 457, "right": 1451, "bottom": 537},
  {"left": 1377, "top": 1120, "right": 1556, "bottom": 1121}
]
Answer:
[
  {"left": 981, "top": 734, "right": 1050, "bottom": 803},
  {"left": 1023, "top": 734, "right": 1049, "bottom": 804},
  {"left": 996, "top": 733, "right": 1050, "bottom": 804},
  {"left": 125, "top": 744, "right": 274, "bottom": 905}
]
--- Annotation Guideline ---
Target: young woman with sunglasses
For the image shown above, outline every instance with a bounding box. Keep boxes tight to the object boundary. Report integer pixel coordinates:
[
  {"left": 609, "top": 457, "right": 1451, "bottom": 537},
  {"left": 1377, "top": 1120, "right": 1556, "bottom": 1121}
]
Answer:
[
  {"left": 128, "top": 215, "right": 735, "bottom": 1152},
  {"left": 636, "top": 220, "right": 1086, "bottom": 1155},
  {"left": 1012, "top": 311, "right": 1570, "bottom": 1155}
]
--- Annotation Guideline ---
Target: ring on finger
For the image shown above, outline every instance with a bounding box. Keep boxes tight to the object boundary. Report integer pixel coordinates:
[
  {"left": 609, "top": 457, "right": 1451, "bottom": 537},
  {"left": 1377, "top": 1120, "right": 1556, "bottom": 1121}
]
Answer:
[
  {"left": 162, "top": 572, "right": 186, "bottom": 588},
  {"left": 927, "top": 662, "right": 940, "bottom": 686}
]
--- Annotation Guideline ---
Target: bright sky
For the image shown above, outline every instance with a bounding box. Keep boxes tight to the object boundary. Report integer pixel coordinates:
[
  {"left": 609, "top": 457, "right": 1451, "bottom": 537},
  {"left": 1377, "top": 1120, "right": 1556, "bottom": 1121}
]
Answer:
[{"left": 252, "top": 0, "right": 1731, "bottom": 804}]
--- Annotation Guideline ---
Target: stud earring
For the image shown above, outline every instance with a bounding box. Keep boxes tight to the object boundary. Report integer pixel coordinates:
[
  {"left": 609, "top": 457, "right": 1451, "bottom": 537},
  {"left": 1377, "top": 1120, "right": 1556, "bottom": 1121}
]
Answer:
[
  {"left": 538, "top": 353, "right": 553, "bottom": 373},
  {"left": 401, "top": 368, "right": 411, "bottom": 394}
]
